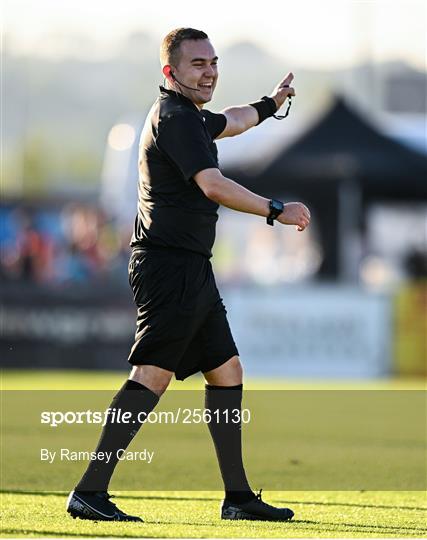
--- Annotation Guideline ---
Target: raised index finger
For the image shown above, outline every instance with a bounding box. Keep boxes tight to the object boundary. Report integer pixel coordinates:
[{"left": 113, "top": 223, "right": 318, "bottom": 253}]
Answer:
[{"left": 281, "top": 72, "right": 294, "bottom": 86}]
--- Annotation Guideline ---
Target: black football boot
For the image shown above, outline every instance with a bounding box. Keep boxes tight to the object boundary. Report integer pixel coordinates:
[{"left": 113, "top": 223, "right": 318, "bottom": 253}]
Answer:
[
  {"left": 66, "top": 490, "right": 143, "bottom": 522},
  {"left": 221, "top": 490, "right": 294, "bottom": 521}
]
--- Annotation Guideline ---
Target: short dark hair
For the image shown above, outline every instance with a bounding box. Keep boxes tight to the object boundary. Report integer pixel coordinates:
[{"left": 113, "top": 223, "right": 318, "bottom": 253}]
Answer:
[{"left": 160, "top": 28, "right": 209, "bottom": 67}]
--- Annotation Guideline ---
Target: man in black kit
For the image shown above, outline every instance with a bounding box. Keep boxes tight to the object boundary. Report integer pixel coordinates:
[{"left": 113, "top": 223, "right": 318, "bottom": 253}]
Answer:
[{"left": 67, "top": 27, "right": 310, "bottom": 523}]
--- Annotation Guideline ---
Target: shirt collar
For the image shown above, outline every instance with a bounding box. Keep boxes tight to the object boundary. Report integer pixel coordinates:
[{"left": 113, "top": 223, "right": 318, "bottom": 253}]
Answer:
[{"left": 159, "top": 85, "right": 201, "bottom": 113}]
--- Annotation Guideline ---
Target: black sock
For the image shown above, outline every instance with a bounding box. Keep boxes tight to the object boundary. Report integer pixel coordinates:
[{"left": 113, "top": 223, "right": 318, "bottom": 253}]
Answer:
[
  {"left": 205, "top": 384, "right": 255, "bottom": 504},
  {"left": 75, "top": 379, "right": 159, "bottom": 492}
]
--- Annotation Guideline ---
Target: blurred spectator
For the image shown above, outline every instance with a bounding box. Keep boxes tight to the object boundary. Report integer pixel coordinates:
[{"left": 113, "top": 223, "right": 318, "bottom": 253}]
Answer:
[{"left": 1, "top": 208, "right": 54, "bottom": 282}]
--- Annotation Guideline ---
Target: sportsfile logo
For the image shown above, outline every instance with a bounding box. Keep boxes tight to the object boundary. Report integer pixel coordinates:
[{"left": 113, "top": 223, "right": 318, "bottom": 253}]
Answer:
[
  {"left": 41, "top": 408, "right": 138, "bottom": 427},
  {"left": 40, "top": 408, "right": 251, "bottom": 427}
]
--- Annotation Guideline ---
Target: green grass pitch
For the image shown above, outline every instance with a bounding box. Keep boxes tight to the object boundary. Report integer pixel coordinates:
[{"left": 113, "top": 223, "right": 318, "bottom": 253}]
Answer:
[{"left": 1, "top": 370, "right": 426, "bottom": 538}]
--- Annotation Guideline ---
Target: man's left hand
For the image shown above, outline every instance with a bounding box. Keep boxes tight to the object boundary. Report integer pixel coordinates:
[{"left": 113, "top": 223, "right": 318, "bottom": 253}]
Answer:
[{"left": 270, "top": 72, "right": 296, "bottom": 112}]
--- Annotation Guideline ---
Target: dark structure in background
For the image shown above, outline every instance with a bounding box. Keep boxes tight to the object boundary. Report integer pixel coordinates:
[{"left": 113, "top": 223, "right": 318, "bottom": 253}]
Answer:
[{"left": 225, "top": 97, "right": 427, "bottom": 279}]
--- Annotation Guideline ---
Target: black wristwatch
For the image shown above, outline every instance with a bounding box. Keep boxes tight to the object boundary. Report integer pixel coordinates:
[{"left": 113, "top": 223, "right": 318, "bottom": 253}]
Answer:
[{"left": 267, "top": 199, "right": 284, "bottom": 226}]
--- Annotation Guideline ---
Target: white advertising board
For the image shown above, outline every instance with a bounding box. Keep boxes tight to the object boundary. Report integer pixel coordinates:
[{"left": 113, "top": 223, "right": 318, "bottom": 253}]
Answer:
[{"left": 222, "top": 286, "right": 391, "bottom": 378}]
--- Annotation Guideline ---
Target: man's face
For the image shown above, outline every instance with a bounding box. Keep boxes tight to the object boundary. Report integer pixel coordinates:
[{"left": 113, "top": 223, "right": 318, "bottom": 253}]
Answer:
[{"left": 172, "top": 39, "right": 218, "bottom": 106}]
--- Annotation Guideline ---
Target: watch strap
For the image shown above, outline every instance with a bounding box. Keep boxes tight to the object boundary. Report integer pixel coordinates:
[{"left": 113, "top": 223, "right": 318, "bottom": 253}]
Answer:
[{"left": 267, "top": 199, "right": 284, "bottom": 226}]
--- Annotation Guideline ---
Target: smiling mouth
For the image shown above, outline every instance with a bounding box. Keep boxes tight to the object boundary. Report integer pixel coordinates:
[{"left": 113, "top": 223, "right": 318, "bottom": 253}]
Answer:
[{"left": 198, "top": 83, "right": 213, "bottom": 89}]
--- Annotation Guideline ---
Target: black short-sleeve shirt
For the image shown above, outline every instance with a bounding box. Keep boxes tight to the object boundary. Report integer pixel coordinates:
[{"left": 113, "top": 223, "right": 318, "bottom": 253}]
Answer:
[{"left": 131, "top": 86, "right": 227, "bottom": 258}]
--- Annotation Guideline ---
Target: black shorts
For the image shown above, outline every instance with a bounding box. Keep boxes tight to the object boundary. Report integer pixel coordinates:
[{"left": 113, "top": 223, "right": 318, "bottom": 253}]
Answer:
[{"left": 127, "top": 247, "right": 239, "bottom": 380}]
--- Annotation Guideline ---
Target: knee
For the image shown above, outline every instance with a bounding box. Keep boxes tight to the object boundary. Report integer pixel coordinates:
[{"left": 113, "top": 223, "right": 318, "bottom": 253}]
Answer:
[
  {"left": 204, "top": 355, "right": 243, "bottom": 386},
  {"left": 228, "top": 355, "right": 243, "bottom": 382},
  {"left": 129, "top": 365, "right": 173, "bottom": 396}
]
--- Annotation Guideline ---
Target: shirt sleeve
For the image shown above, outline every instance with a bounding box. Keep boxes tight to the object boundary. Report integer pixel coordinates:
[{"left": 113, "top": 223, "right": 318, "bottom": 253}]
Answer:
[
  {"left": 156, "top": 111, "right": 219, "bottom": 182},
  {"left": 202, "top": 110, "right": 227, "bottom": 139}
]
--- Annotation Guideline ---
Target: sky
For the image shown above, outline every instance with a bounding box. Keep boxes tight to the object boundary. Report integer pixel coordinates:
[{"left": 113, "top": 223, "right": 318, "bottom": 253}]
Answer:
[{"left": 3, "top": 0, "right": 427, "bottom": 70}]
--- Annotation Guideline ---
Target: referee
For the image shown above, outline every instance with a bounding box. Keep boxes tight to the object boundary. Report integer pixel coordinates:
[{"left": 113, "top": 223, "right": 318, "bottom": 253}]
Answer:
[{"left": 67, "top": 27, "right": 310, "bottom": 522}]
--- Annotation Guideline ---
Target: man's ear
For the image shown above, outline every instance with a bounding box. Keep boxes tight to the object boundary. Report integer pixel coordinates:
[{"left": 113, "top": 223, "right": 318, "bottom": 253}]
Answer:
[{"left": 162, "top": 65, "right": 173, "bottom": 82}]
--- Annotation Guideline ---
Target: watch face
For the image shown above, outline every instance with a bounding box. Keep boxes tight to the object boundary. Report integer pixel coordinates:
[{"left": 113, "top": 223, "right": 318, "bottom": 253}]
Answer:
[{"left": 271, "top": 200, "right": 283, "bottom": 212}]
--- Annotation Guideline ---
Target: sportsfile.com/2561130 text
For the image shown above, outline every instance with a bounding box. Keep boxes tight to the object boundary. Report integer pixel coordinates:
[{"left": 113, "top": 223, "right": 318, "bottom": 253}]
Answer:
[{"left": 40, "top": 408, "right": 251, "bottom": 427}]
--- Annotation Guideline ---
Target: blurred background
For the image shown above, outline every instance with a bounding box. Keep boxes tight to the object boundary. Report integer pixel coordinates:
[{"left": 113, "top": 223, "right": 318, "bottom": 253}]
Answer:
[{"left": 2, "top": 0, "right": 426, "bottom": 378}]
